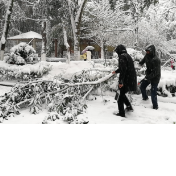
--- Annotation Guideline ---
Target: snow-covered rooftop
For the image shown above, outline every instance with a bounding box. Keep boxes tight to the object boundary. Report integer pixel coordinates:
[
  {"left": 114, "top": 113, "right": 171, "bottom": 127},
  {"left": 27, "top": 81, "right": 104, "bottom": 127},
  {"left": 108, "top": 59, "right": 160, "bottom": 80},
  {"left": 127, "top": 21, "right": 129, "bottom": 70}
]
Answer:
[{"left": 7, "top": 31, "right": 42, "bottom": 40}]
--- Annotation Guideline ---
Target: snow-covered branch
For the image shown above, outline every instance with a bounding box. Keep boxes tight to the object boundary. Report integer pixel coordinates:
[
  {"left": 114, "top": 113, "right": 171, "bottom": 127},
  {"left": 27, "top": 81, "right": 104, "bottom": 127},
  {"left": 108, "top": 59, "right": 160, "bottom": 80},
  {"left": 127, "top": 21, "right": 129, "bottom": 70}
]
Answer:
[
  {"left": 65, "top": 73, "right": 114, "bottom": 87},
  {"left": 18, "top": 0, "right": 34, "bottom": 5},
  {"left": 159, "top": 6, "right": 176, "bottom": 15}
]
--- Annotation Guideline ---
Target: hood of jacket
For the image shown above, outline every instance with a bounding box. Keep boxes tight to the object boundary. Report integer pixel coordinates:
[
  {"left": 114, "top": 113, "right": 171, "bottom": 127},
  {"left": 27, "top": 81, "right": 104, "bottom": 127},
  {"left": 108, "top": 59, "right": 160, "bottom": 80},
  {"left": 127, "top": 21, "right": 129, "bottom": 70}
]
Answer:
[
  {"left": 145, "top": 45, "right": 156, "bottom": 58},
  {"left": 114, "top": 44, "right": 127, "bottom": 55}
]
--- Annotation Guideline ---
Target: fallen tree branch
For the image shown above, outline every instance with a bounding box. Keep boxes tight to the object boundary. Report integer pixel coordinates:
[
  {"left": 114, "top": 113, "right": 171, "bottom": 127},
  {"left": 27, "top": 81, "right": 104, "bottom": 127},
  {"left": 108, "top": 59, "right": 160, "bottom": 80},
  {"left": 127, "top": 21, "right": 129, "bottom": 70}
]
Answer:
[
  {"left": 82, "top": 85, "right": 94, "bottom": 101},
  {"left": 66, "top": 73, "right": 114, "bottom": 86},
  {"left": 16, "top": 73, "right": 115, "bottom": 108}
]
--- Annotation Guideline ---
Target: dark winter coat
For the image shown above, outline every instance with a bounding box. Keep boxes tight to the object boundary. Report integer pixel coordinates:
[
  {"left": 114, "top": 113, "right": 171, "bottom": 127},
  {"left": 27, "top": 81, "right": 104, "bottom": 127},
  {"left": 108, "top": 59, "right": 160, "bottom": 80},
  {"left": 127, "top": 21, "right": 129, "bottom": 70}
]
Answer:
[
  {"left": 139, "top": 45, "right": 161, "bottom": 84},
  {"left": 115, "top": 45, "right": 137, "bottom": 92}
]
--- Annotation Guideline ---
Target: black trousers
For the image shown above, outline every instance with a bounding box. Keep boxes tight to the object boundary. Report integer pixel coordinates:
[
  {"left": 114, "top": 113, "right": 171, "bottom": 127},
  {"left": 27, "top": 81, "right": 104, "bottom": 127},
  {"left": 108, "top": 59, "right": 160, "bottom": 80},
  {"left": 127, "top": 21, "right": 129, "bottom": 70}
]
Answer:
[
  {"left": 140, "top": 80, "right": 158, "bottom": 109},
  {"left": 118, "top": 87, "right": 131, "bottom": 115}
]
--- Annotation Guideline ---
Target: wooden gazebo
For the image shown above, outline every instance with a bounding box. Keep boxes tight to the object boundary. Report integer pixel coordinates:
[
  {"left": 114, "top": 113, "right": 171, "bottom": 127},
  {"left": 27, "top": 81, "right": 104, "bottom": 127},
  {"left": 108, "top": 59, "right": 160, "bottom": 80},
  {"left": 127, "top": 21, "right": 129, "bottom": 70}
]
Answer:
[{"left": 7, "top": 31, "right": 42, "bottom": 50}]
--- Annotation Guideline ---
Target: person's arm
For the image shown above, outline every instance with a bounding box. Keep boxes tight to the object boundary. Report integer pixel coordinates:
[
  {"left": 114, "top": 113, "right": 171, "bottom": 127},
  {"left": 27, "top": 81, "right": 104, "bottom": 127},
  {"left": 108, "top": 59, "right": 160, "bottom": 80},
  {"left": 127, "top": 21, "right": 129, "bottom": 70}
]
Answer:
[
  {"left": 114, "top": 68, "right": 120, "bottom": 73},
  {"left": 118, "top": 55, "right": 127, "bottom": 85},
  {"left": 112, "top": 62, "right": 120, "bottom": 74},
  {"left": 112, "top": 56, "right": 125, "bottom": 75}
]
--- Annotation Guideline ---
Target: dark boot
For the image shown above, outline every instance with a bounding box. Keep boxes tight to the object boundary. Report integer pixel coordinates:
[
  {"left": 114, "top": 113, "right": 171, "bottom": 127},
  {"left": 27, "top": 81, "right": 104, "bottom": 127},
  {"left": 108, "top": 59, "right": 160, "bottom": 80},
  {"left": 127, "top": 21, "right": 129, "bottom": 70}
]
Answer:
[
  {"left": 125, "top": 105, "right": 133, "bottom": 112},
  {"left": 115, "top": 113, "right": 125, "bottom": 117},
  {"left": 143, "top": 97, "right": 149, "bottom": 100},
  {"left": 153, "top": 106, "right": 158, "bottom": 110}
]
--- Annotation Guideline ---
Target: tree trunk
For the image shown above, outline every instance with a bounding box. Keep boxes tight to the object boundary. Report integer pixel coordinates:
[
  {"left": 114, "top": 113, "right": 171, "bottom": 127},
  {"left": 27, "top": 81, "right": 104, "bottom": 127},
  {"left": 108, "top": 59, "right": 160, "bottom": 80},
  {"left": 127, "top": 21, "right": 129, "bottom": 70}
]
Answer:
[
  {"left": 0, "top": 0, "right": 14, "bottom": 60},
  {"left": 54, "top": 39, "right": 58, "bottom": 57},
  {"left": 63, "top": 24, "right": 70, "bottom": 64},
  {"left": 100, "top": 39, "right": 105, "bottom": 59},
  {"left": 75, "top": 0, "right": 87, "bottom": 60},
  {"left": 74, "top": 22, "right": 80, "bottom": 61},
  {"left": 67, "top": 0, "right": 87, "bottom": 61},
  {"left": 67, "top": 0, "right": 76, "bottom": 59}
]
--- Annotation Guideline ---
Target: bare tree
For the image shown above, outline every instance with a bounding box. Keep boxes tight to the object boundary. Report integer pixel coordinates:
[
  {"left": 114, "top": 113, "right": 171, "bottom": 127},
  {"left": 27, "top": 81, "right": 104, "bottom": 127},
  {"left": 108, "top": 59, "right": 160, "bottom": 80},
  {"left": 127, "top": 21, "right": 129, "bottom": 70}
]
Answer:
[
  {"left": 0, "top": 0, "right": 14, "bottom": 60},
  {"left": 67, "top": 0, "right": 88, "bottom": 60}
]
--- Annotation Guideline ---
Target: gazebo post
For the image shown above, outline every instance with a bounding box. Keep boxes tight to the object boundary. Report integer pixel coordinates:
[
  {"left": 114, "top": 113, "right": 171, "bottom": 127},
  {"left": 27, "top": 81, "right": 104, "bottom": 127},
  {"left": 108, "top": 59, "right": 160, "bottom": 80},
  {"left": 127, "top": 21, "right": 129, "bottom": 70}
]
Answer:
[
  {"left": 33, "top": 38, "right": 36, "bottom": 50},
  {"left": 55, "top": 38, "right": 58, "bottom": 57}
]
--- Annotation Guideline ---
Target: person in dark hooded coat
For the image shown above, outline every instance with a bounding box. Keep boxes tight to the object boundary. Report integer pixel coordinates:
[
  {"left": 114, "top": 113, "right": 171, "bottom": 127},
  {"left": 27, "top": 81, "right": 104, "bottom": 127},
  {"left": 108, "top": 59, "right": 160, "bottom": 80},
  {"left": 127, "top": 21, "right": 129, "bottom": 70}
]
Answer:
[
  {"left": 112, "top": 44, "right": 137, "bottom": 117},
  {"left": 139, "top": 45, "right": 161, "bottom": 110}
]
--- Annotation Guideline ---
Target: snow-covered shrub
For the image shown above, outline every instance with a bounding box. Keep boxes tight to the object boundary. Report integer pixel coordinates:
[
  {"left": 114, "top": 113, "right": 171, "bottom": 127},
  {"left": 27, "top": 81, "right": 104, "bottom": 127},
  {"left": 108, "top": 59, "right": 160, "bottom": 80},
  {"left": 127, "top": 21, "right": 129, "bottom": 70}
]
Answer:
[
  {"left": 0, "top": 62, "right": 52, "bottom": 81},
  {"left": 5, "top": 42, "right": 40, "bottom": 65}
]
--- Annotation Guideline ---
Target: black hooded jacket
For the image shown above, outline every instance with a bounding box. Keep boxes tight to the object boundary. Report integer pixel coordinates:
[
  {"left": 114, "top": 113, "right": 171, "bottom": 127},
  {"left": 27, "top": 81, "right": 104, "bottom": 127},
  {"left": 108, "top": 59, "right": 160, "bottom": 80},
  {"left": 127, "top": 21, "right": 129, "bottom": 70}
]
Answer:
[
  {"left": 115, "top": 45, "right": 137, "bottom": 92},
  {"left": 139, "top": 45, "right": 161, "bottom": 84}
]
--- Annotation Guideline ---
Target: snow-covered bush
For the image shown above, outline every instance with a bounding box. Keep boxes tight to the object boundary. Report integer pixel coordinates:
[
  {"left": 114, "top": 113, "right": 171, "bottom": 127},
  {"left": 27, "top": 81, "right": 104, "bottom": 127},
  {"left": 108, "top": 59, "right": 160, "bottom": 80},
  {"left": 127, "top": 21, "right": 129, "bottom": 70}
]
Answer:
[
  {"left": 0, "top": 62, "right": 52, "bottom": 81},
  {"left": 5, "top": 42, "right": 40, "bottom": 65}
]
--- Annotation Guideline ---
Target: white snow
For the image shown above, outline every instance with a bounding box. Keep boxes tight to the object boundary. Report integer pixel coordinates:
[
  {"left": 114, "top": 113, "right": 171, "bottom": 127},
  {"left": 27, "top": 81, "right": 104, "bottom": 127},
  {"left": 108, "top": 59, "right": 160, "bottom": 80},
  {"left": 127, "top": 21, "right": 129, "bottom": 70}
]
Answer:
[
  {"left": 1, "top": 92, "right": 176, "bottom": 124},
  {"left": 1, "top": 60, "right": 176, "bottom": 124},
  {"left": 43, "top": 61, "right": 94, "bottom": 80}
]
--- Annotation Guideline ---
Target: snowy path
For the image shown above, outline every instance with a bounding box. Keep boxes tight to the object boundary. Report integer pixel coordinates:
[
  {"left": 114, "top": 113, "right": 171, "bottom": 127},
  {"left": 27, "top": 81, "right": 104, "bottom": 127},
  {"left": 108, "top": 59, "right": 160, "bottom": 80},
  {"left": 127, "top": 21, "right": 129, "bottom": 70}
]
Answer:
[
  {"left": 87, "top": 95, "right": 176, "bottom": 124},
  {"left": 1, "top": 85, "right": 176, "bottom": 124}
]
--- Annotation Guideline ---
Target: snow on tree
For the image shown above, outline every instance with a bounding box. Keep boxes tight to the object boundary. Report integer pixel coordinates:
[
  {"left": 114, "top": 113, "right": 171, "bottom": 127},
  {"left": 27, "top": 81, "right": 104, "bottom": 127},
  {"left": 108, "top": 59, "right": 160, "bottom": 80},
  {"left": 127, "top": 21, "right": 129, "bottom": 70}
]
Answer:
[
  {"left": 0, "top": 0, "right": 41, "bottom": 44},
  {"left": 1, "top": 0, "right": 176, "bottom": 61},
  {"left": 81, "top": 0, "right": 133, "bottom": 59},
  {"left": 155, "top": 0, "right": 176, "bottom": 40},
  {"left": 136, "top": 1, "right": 176, "bottom": 58}
]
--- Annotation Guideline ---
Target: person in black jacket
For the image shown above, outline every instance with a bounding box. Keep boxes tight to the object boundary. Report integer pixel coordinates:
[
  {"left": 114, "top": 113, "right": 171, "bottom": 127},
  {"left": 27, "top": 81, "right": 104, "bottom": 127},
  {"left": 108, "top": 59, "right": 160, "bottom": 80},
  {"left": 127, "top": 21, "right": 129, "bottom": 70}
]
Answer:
[
  {"left": 139, "top": 45, "right": 161, "bottom": 110},
  {"left": 112, "top": 44, "right": 137, "bottom": 117}
]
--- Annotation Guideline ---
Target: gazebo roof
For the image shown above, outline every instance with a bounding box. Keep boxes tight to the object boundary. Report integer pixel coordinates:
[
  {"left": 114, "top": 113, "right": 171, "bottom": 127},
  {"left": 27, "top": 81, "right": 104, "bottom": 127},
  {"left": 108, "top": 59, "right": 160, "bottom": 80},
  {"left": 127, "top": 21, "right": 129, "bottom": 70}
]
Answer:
[{"left": 7, "top": 31, "right": 42, "bottom": 40}]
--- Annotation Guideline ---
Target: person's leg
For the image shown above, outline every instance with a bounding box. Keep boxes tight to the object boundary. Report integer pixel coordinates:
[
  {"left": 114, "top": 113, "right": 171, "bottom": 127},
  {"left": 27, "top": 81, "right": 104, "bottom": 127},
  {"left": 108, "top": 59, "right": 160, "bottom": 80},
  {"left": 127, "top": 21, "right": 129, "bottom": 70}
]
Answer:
[
  {"left": 140, "top": 80, "right": 150, "bottom": 100},
  {"left": 123, "top": 95, "right": 131, "bottom": 106},
  {"left": 124, "top": 93, "right": 133, "bottom": 111},
  {"left": 117, "top": 87, "right": 126, "bottom": 116},
  {"left": 151, "top": 83, "right": 158, "bottom": 109}
]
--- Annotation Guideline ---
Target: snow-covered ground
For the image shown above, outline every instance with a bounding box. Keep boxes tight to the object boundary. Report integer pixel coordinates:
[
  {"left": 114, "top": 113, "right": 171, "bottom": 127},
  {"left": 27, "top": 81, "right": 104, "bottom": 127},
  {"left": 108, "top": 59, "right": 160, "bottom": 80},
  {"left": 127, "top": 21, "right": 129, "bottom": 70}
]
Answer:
[
  {"left": 1, "top": 91, "right": 176, "bottom": 124},
  {"left": 1, "top": 60, "right": 176, "bottom": 124},
  {"left": 88, "top": 94, "right": 176, "bottom": 124}
]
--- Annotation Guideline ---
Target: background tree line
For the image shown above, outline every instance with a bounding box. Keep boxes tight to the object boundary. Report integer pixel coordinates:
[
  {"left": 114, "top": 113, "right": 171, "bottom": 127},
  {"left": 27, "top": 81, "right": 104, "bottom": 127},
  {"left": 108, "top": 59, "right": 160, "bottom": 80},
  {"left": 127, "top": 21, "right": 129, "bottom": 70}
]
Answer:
[{"left": 1, "top": 0, "right": 176, "bottom": 60}]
